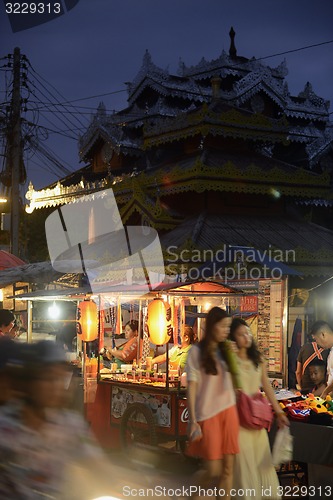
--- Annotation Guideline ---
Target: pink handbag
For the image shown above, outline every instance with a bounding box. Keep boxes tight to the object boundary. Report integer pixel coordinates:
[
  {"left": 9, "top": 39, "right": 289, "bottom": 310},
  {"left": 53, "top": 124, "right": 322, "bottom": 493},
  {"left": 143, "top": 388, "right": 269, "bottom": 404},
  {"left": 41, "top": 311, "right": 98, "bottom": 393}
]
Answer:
[{"left": 237, "top": 391, "right": 274, "bottom": 431}]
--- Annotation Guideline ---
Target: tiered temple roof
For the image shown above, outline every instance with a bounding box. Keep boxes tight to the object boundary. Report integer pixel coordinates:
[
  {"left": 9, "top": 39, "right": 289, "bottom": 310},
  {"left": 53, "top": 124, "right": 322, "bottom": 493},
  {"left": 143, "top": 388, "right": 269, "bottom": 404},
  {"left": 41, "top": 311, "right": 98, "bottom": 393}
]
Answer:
[
  {"left": 25, "top": 29, "right": 333, "bottom": 275},
  {"left": 75, "top": 28, "right": 332, "bottom": 180}
]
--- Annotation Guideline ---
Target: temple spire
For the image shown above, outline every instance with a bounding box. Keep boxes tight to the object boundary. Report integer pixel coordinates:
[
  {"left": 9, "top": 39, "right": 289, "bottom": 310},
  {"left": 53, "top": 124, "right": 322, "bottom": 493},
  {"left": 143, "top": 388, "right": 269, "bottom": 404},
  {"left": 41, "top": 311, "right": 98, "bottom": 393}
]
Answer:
[{"left": 229, "top": 26, "right": 237, "bottom": 58}]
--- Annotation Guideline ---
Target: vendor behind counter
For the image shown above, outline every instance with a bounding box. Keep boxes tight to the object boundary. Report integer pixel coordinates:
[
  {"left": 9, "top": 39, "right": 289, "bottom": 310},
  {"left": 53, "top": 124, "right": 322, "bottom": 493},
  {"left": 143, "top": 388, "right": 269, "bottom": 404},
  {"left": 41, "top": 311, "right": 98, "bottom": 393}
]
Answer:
[
  {"left": 104, "top": 320, "right": 141, "bottom": 369},
  {"left": 152, "top": 325, "right": 196, "bottom": 372}
]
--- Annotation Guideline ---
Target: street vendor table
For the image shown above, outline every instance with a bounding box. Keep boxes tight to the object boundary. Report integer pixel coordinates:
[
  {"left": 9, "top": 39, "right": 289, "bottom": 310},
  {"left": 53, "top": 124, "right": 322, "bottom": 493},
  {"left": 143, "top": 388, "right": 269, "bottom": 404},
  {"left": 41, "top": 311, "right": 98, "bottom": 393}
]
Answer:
[
  {"left": 290, "top": 421, "right": 333, "bottom": 489},
  {"left": 290, "top": 421, "right": 333, "bottom": 466},
  {"left": 270, "top": 420, "right": 333, "bottom": 492}
]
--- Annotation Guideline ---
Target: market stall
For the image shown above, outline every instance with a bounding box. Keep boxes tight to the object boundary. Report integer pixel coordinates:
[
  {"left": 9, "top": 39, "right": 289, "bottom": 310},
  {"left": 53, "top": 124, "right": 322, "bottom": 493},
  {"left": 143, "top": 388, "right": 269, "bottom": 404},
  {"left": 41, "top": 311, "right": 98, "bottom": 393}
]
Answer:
[
  {"left": 81, "top": 278, "right": 288, "bottom": 451},
  {"left": 263, "top": 387, "right": 333, "bottom": 490},
  {"left": 13, "top": 277, "right": 333, "bottom": 488},
  {"left": 14, "top": 276, "right": 289, "bottom": 451},
  {"left": 84, "top": 281, "right": 237, "bottom": 450}
]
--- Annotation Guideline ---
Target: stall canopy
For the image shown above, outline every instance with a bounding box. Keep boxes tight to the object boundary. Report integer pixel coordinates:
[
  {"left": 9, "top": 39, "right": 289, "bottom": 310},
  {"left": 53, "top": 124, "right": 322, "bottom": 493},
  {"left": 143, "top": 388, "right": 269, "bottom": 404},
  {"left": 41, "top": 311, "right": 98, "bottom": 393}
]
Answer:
[
  {"left": 10, "top": 285, "right": 91, "bottom": 301},
  {"left": 13, "top": 279, "right": 239, "bottom": 302},
  {"left": 0, "top": 250, "right": 26, "bottom": 270},
  {"left": 0, "top": 261, "right": 63, "bottom": 286}
]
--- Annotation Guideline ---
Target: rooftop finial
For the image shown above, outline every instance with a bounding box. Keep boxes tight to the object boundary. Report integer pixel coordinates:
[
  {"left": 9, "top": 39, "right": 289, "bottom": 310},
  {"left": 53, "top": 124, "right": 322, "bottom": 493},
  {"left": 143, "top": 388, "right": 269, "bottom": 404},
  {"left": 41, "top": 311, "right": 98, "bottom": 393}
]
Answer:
[
  {"left": 143, "top": 49, "right": 152, "bottom": 68},
  {"left": 97, "top": 102, "right": 106, "bottom": 117},
  {"left": 229, "top": 26, "right": 237, "bottom": 58}
]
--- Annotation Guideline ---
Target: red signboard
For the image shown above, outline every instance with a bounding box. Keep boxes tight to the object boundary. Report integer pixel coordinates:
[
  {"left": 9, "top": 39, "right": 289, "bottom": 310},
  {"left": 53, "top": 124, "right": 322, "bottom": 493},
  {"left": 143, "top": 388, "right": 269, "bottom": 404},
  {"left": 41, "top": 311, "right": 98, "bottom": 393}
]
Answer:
[{"left": 240, "top": 296, "right": 258, "bottom": 312}]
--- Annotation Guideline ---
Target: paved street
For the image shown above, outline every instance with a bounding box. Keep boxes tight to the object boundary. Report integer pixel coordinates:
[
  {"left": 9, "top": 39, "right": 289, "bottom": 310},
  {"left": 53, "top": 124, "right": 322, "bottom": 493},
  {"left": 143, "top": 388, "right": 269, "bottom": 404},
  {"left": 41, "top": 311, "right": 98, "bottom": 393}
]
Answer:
[{"left": 106, "top": 445, "right": 201, "bottom": 499}]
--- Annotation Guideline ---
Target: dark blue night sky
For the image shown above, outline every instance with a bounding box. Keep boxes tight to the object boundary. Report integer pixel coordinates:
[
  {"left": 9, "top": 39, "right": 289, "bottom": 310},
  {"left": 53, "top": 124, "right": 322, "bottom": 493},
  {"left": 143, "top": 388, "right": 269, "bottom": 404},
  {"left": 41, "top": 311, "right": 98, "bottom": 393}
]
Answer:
[{"left": 1, "top": 0, "right": 332, "bottom": 189}]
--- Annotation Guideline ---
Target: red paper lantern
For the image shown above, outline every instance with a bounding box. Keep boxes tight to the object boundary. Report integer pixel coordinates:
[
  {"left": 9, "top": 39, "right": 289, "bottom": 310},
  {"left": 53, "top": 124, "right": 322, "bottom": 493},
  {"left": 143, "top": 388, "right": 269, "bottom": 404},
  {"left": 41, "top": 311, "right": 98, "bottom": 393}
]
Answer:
[
  {"left": 78, "top": 300, "right": 98, "bottom": 341},
  {"left": 146, "top": 299, "right": 172, "bottom": 345}
]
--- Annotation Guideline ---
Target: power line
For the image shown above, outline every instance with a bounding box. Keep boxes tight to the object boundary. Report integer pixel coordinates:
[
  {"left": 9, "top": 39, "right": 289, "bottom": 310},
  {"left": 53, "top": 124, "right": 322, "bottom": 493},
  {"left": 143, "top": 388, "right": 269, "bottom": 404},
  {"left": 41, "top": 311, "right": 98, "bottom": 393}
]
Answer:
[
  {"left": 26, "top": 77, "right": 85, "bottom": 133},
  {"left": 36, "top": 88, "right": 128, "bottom": 106},
  {"left": 26, "top": 136, "right": 73, "bottom": 176},
  {"left": 22, "top": 119, "right": 84, "bottom": 139},
  {"left": 27, "top": 100, "right": 121, "bottom": 113},
  {"left": 26, "top": 59, "right": 89, "bottom": 129},
  {"left": 257, "top": 39, "right": 333, "bottom": 63}
]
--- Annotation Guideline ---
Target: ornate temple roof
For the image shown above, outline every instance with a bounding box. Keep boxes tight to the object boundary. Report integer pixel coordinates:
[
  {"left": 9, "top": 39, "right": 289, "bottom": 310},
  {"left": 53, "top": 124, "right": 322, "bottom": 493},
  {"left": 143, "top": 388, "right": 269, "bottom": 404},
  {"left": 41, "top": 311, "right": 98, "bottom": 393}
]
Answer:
[
  {"left": 27, "top": 29, "right": 333, "bottom": 217},
  {"left": 77, "top": 28, "right": 331, "bottom": 175}
]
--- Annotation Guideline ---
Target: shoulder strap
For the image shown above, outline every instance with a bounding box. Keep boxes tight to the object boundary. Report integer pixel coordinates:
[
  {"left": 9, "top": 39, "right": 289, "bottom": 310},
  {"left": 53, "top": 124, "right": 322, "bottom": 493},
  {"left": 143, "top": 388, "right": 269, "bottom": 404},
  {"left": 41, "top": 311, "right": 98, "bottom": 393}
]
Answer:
[{"left": 302, "top": 342, "right": 324, "bottom": 374}]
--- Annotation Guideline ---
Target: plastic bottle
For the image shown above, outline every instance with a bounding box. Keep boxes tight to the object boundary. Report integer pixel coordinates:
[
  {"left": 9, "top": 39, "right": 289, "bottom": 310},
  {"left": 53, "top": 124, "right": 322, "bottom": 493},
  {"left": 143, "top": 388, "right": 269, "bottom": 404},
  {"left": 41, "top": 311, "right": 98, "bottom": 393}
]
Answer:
[
  {"left": 221, "top": 339, "right": 242, "bottom": 389},
  {"left": 90, "top": 354, "right": 98, "bottom": 377},
  {"left": 85, "top": 356, "right": 91, "bottom": 377}
]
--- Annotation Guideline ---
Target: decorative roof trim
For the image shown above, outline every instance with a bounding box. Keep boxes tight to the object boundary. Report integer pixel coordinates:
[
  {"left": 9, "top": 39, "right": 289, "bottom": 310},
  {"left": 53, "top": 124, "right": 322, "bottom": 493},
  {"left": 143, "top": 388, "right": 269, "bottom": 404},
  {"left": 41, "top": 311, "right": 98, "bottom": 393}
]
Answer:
[
  {"left": 24, "top": 177, "right": 120, "bottom": 213},
  {"left": 144, "top": 105, "right": 289, "bottom": 148}
]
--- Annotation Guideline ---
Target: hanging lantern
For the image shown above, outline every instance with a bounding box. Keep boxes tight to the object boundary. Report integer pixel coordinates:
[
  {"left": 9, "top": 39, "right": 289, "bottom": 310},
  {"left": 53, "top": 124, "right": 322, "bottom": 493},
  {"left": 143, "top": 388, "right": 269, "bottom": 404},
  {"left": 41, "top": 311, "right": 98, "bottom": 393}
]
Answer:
[
  {"left": 77, "top": 300, "right": 98, "bottom": 341},
  {"left": 146, "top": 298, "right": 172, "bottom": 345}
]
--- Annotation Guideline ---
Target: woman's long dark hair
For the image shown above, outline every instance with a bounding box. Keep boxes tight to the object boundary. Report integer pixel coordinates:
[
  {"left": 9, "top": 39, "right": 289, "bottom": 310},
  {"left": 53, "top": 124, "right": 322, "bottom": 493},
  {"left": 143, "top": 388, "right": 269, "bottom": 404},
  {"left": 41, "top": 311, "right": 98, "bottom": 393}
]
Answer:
[
  {"left": 229, "top": 318, "right": 262, "bottom": 368},
  {"left": 183, "top": 325, "right": 196, "bottom": 345},
  {"left": 126, "top": 320, "right": 139, "bottom": 334},
  {"left": 199, "top": 307, "right": 230, "bottom": 375}
]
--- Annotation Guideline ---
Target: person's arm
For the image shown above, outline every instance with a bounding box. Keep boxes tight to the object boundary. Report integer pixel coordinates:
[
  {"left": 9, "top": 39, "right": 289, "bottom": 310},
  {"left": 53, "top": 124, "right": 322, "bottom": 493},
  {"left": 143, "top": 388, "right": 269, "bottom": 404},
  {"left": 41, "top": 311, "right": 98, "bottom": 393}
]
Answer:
[
  {"left": 185, "top": 347, "right": 202, "bottom": 440},
  {"left": 261, "top": 360, "right": 289, "bottom": 428},
  {"left": 109, "top": 346, "right": 126, "bottom": 361},
  {"left": 321, "top": 381, "right": 333, "bottom": 399},
  {"left": 295, "top": 361, "right": 303, "bottom": 389},
  {"left": 187, "top": 380, "right": 201, "bottom": 440},
  {"left": 109, "top": 338, "right": 137, "bottom": 362},
  {"left": 152, "top": 353, "right": 167, "bottom": 365}
]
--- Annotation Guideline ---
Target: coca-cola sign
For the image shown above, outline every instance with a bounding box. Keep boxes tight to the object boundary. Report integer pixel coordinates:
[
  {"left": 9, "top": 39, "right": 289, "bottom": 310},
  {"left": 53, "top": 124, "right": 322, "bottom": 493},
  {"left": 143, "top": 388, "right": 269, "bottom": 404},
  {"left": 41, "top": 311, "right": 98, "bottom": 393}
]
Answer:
[{"left": 180, "top": 407, "right": 189, "bottom": 423}]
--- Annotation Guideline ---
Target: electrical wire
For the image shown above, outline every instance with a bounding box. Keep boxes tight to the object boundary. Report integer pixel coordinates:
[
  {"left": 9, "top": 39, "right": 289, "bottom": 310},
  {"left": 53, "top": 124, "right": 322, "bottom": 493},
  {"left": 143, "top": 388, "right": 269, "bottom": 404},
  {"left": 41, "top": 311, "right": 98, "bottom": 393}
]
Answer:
[
  {"left": 28, "top": 155, "right": 67, "bottom": 177},
  {"left": 26, "top": 59, "right": 89, "bottom": 128},
  {"left": 22, "top": 118, "right": 83, "bottom": 139},
  {"left": 33, "top": 88, "right": 128, "bottom": 106},
  {"left": 26, "top": 77, "right": 84, "bottom": 133},
  {"left": 286, "top": 275, "right": 333, "bottom": 304},
  {"left": 27, "top": 142, "right": 72, "bottom": 177},
  {"left": 28, "top": 139, "right": 73, "bottom": 174}
]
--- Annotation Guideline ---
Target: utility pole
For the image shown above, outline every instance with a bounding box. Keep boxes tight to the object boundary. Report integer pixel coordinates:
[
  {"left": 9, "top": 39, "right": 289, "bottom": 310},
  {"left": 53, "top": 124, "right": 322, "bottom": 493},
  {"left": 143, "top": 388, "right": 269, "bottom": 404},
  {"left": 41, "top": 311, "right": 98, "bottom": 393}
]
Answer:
[{"left": 9, "top": 47, "right": 22, "bottom": 256}]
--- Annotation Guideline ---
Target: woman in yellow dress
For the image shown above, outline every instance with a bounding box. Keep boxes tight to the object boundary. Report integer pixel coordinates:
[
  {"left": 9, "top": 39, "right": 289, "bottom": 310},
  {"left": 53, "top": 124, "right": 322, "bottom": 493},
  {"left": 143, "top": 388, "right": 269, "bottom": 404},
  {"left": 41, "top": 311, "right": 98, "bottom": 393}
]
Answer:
[{"left": 229, "top": 318, "right": 289, "bottom": 500}]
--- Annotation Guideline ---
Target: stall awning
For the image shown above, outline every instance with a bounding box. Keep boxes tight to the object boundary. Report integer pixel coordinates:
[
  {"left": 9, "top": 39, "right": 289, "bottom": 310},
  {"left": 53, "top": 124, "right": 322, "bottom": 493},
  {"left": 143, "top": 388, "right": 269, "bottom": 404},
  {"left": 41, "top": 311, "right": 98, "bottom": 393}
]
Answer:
[
  {"left": 11, "top": 286, "right": 92, "bottom": 301},
  {"left": 13, "top": 279, "right": 239, "bottom": 301}
]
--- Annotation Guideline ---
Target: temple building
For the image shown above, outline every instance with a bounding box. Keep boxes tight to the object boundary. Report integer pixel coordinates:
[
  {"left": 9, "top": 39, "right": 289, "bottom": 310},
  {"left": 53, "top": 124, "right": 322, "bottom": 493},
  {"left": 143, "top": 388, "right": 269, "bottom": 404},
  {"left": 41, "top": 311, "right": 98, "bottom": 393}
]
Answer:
[{"left": 24, "top": 29, "right": 333, "bottom": 383}]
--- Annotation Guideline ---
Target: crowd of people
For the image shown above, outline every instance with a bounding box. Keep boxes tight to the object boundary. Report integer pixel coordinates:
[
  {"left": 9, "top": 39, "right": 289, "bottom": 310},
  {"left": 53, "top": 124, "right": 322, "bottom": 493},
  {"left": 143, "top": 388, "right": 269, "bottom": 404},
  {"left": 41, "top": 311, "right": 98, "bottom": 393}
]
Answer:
[
  {"left": 185, "top": 307, "right": 289, "bottom": 500},
  {"left": 0, "top": 336, "right": 122, "bottom": 499},
  {"left": 183, "top": 312, "right": 333, "bottom": 499},
  {"left": 0, "top": 308, "right": 153, "bottom": 499},
  {"left": 2, "top": 303, "right": 333, "bottom": 499}
]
